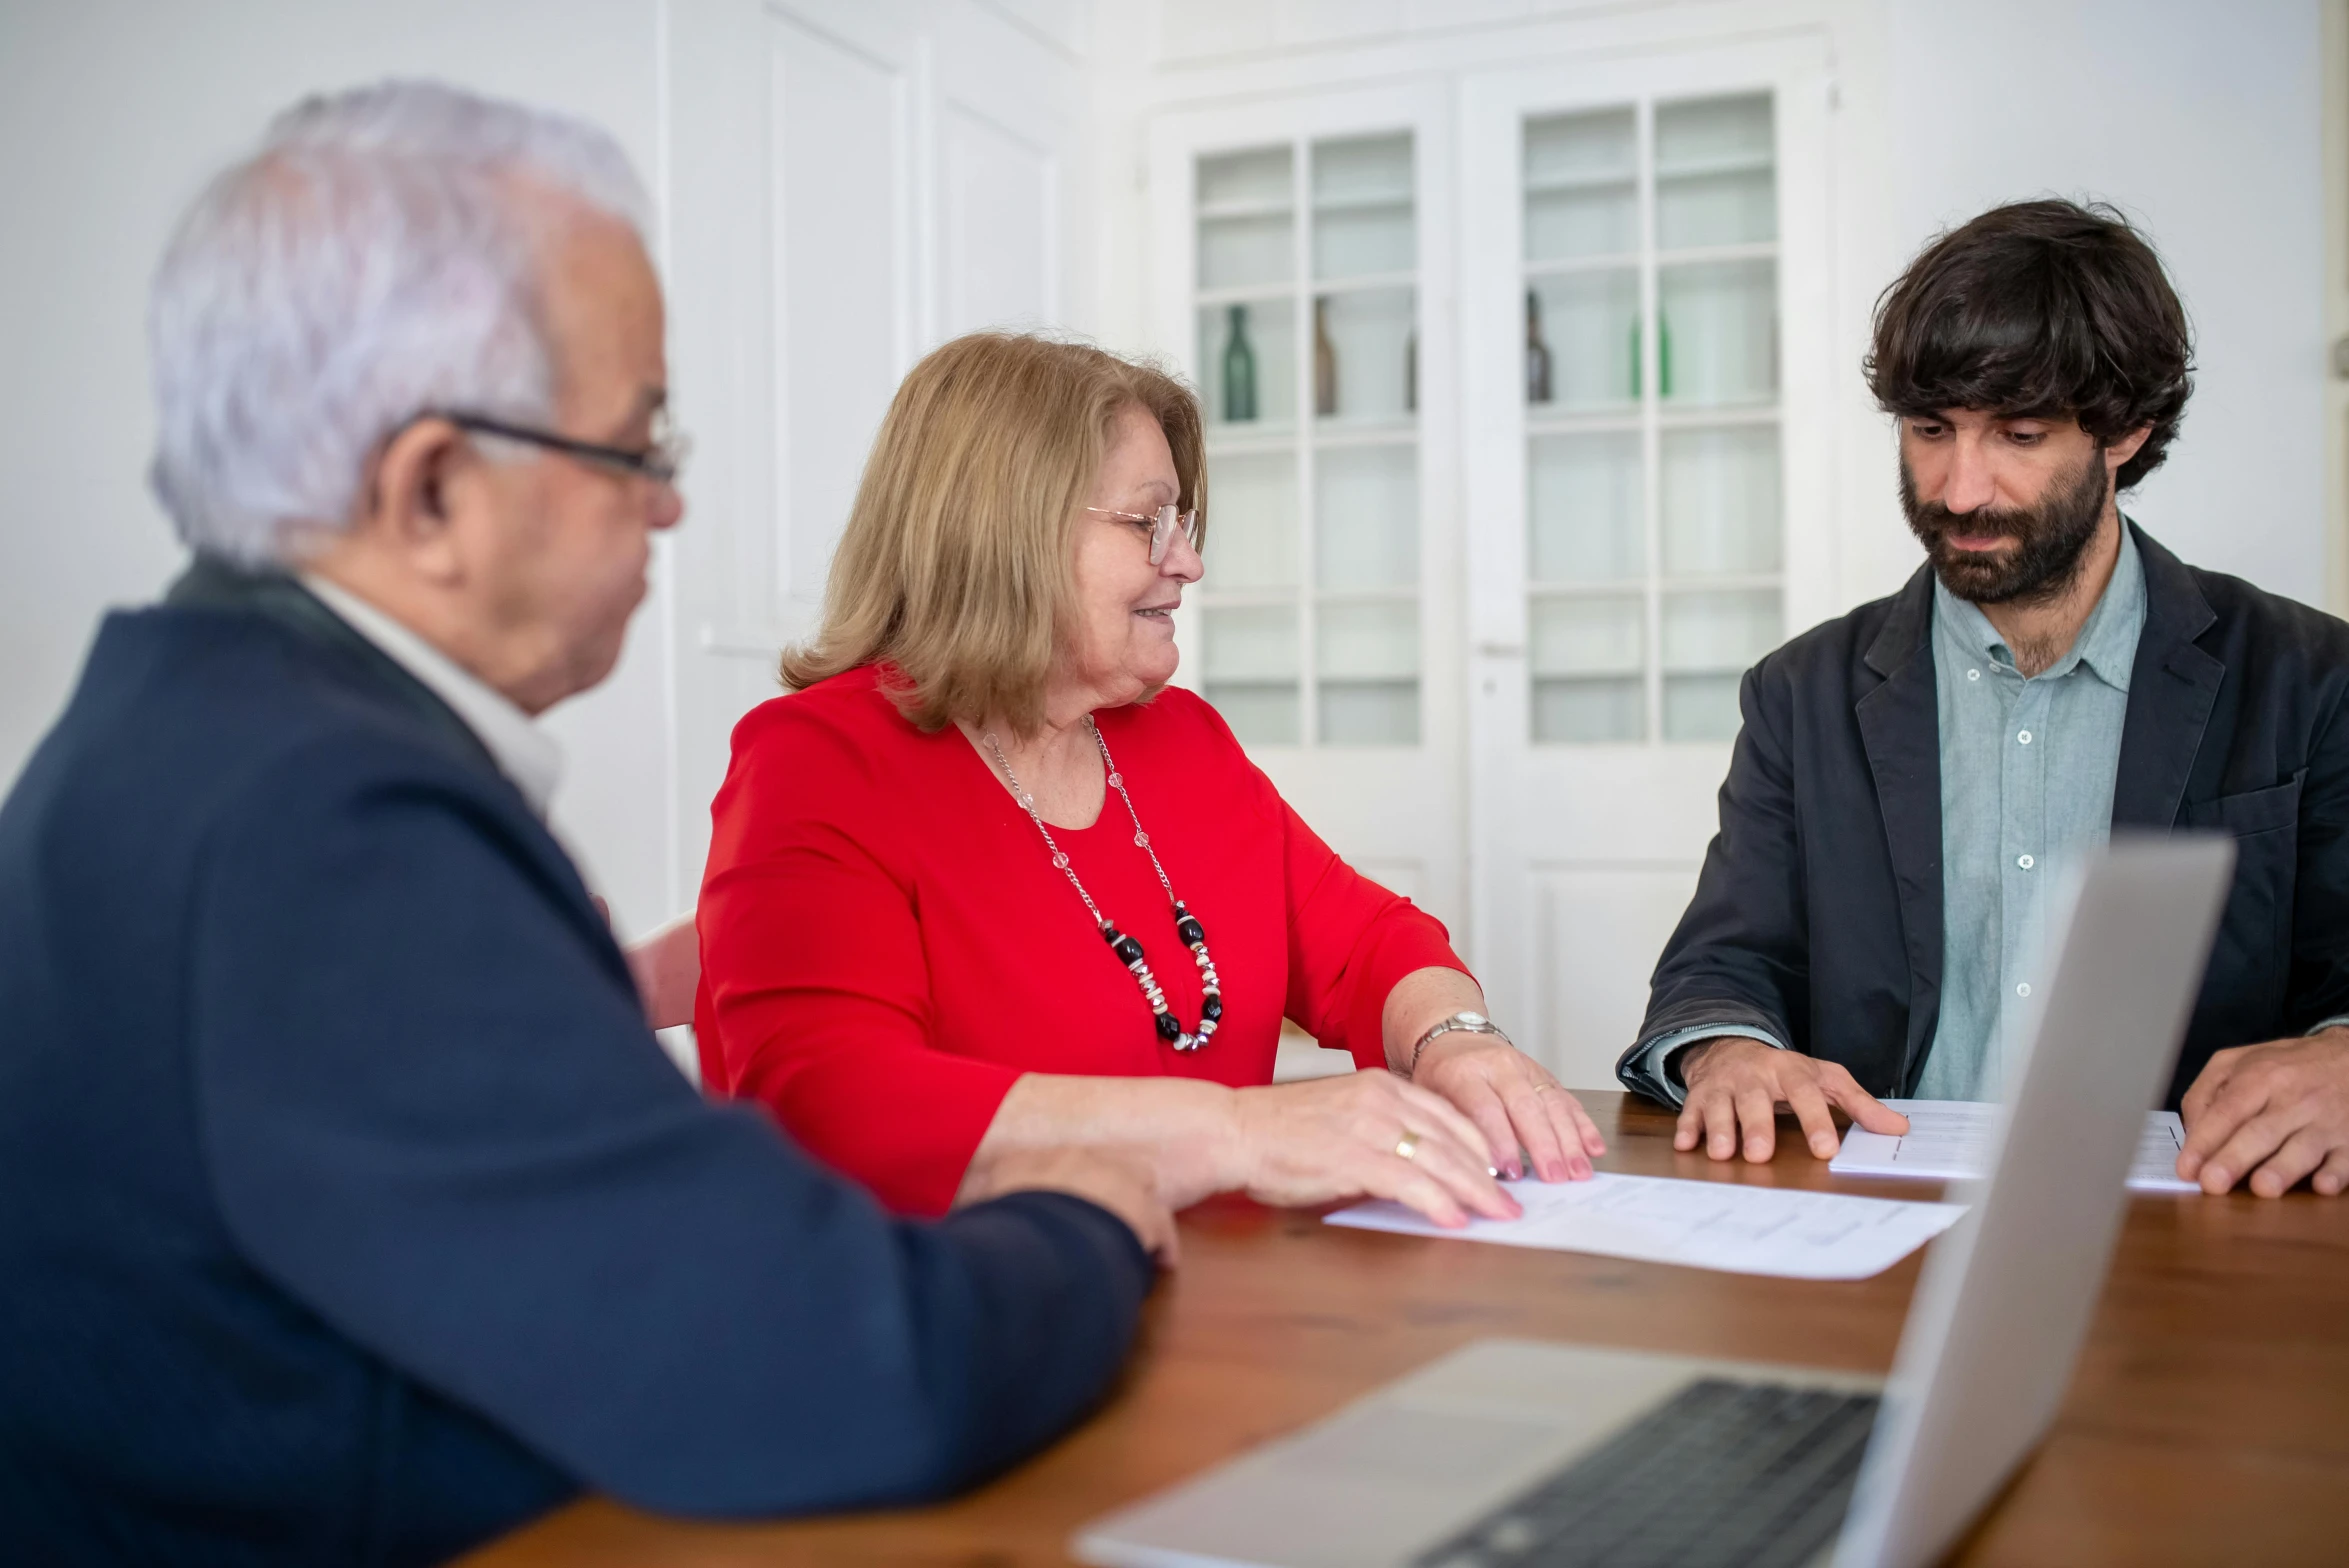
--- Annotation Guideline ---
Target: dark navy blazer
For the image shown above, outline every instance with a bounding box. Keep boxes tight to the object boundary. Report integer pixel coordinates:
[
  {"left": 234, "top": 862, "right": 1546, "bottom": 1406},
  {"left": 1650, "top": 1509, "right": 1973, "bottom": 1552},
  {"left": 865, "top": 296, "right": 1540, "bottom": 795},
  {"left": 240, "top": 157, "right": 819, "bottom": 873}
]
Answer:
[
  {"left": 1624, "top": 525, "right": 2349, "bottom": 1109},
  {"left": 0, "top": 561, "right": 1152, "bottom": 1565}
]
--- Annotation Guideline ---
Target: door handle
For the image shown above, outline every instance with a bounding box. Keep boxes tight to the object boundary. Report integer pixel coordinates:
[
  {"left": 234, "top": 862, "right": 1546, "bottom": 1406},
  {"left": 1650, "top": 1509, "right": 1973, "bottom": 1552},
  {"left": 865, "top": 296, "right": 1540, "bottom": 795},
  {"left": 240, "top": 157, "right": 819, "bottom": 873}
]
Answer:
[{"left": 1476, "top": 641, "right": 1526, "bottom": 658}]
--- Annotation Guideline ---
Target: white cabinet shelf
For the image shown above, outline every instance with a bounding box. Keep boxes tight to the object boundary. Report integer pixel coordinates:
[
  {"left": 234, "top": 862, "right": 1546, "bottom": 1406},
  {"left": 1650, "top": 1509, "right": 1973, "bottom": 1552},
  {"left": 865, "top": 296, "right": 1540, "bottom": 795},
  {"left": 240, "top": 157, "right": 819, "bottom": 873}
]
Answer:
[
  {"left": 1655, "top": 152, "right": 1774, "bottom": 180},
  {"left": 1309, "top": 417, "right": 1418, "bottom": 446},
  {"left": 1312, "top": 193, "right": 1413, "bottom": 215},
  {"left": 1517, "top": 89, "right": 1786, "bottom": 746},
  {"left": 1652, "top": 240, "right": 1779, "bottom": 266},
  {"left": 1186, "top": 124, "right": 1427, "bottom": 750},
  {"left": 1197, "top": 282, "right": 1310, "bottom": 307},
  {"left": 1197, "top": 196, "right": 1294, "bottom": 221},
  {"left": 1525, "top": 252, "right": 1642, "bottom": 278},
  {"left": 1525, "top": 171, "right": 1638, "bottom": 196}
]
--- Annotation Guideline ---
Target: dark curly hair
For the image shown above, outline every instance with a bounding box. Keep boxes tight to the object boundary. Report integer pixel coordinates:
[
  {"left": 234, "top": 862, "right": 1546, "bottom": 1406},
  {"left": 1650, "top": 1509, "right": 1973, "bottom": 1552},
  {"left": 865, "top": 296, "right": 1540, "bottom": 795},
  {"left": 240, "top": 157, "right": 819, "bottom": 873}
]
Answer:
[{"left": 1865, "top": 199, "right": 2193, "bottom": 491}]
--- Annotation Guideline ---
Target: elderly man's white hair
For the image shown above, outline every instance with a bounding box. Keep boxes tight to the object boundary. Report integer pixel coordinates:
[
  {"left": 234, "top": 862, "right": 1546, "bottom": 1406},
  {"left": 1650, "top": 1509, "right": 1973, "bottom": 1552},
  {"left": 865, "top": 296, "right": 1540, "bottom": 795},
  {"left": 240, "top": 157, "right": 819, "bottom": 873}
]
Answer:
[{"left": 147, "top": 80, "right": 653, "bottom": 566}]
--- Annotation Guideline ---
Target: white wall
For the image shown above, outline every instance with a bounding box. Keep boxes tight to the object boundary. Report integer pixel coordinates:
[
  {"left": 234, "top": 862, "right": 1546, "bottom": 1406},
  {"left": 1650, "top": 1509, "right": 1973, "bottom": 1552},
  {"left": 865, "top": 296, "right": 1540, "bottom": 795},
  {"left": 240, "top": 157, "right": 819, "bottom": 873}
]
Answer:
[
  {"left": 0, "top": 0, "right": 2331, "bottom": 951},
  {"left": 0, "top": 0, "right": 682, "bottom": 938},
  {"left": 1867, "top": 0, "right": 2327, "bottom": 601}
]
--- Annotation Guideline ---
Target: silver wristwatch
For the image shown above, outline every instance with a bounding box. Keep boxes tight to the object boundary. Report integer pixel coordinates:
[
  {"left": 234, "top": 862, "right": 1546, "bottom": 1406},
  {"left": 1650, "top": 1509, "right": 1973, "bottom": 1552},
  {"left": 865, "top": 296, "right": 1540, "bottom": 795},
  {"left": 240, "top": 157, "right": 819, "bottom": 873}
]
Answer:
[{"left": 1405, "top": 1010, "right": 1509, "bottom": 1077}]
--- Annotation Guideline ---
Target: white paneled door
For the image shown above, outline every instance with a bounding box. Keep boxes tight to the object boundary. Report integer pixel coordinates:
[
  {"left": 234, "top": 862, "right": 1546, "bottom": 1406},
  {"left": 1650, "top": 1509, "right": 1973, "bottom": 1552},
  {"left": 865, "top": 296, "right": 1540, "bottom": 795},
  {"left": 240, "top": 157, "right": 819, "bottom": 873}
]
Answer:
[
  {"left": 661, "top": 0, "right": 1084, "bottom": 907},
  {"left": 1461, "top": 39, "right": 1838, "bottom": 1090}
]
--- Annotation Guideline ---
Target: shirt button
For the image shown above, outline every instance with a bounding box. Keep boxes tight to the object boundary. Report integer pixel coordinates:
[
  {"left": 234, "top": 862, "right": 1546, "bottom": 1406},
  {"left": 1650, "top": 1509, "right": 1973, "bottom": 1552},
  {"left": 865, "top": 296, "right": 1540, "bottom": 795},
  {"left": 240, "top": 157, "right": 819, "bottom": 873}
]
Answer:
[
  {"left": 2017, "top": 730, "right": 2033, "bottom": 744},
  {"left": 2016, "top": 983, "right": 2032, "bottom": 998},
  {"left": 1967, "top": 668, "right": 1982, "bottom": 681},
  {"left": 2017, "top": 854, "right": 2035, "bottom": 869}
]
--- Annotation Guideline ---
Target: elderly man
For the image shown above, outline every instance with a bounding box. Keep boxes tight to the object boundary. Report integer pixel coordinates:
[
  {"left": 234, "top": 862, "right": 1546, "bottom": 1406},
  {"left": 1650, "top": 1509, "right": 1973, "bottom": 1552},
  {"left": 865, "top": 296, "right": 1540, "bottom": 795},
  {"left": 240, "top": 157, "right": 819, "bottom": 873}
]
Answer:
[
  {"left": 1620, "top": 199, "right": 2349, "bottom": 1200},
  {"left": 0, "top": 82, "right": 1169, "bottom": 1562}
]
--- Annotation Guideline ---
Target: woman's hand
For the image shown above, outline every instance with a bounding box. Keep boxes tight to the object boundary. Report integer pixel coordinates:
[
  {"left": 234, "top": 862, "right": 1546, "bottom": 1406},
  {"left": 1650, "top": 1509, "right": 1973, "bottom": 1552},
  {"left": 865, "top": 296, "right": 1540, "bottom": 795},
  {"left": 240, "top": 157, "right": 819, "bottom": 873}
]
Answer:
[
  {"left": 1412, "top": 1034, "right": 1605, "bottom": 1184},
  {"left": 1377, "top": 967, "right": 1603, "bottom": 1184},
  {"left": 1227, "top": 1071, "right": 1522, "bottom": 1228}
]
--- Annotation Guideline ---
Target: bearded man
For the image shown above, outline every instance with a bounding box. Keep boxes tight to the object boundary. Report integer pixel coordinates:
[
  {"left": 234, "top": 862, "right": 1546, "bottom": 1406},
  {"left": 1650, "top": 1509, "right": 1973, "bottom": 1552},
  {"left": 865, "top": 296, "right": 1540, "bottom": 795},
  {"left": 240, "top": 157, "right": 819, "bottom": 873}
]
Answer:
[{"left": 1617, "top": 199, "right": 2349, "bottom": 1201}]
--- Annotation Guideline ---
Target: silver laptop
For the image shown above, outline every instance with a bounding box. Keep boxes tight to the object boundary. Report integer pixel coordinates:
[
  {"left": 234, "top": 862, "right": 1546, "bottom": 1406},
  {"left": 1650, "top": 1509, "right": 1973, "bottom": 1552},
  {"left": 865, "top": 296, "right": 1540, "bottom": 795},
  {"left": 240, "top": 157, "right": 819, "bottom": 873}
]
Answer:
[{"left": 1075, "top": 837, "right": 2235, "bottom": 1568}]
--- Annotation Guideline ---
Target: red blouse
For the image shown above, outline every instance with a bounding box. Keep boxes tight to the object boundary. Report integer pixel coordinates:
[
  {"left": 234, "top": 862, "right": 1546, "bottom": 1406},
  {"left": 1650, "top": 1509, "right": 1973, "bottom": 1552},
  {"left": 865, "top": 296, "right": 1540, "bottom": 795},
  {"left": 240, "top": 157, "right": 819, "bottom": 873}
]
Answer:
[{"left": 693, "top": 666, "right": 1468, "bottom": 1215}]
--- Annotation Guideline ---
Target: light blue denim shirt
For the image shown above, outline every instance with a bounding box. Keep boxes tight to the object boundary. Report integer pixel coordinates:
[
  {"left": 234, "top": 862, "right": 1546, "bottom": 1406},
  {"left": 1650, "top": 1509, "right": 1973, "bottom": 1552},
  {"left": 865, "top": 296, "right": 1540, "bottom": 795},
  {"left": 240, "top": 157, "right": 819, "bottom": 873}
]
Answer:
[
  {"left": 1911, "top": 529, "right": 2143, "bottom": 1098},
  {"left": 1625, "top": 530, "right": 2147, "bottom": 1103}
]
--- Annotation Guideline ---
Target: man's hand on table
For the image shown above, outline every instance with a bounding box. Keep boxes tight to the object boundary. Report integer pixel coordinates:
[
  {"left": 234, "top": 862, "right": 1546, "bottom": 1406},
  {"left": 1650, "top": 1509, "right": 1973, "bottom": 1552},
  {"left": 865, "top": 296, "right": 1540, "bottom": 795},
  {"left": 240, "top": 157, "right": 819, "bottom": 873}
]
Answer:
[
  {"left": 2177, "top": 1028, "right": 2349, "bottom": 1197},
  {"left": 1673, "top": 1036, "right": 1910, "bottom": 1162}
]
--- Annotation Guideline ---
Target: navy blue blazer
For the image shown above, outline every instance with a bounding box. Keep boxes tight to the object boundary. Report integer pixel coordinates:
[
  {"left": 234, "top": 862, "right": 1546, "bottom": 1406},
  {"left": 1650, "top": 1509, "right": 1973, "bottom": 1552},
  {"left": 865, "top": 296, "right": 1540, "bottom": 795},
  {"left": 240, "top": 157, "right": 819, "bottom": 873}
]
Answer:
[
  {"left": 1623, "top": 525, "right": 2349, "bottom": 1109},
  {"left": 0, "top": 560, "right": 1152, "bottom": 1565}
]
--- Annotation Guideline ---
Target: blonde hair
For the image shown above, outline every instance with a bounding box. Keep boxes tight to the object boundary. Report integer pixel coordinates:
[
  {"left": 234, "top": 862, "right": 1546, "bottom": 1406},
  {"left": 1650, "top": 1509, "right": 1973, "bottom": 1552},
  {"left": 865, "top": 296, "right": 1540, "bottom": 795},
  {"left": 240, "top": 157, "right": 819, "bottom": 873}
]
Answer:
[{"left": 782, "top": 331, "right": 1206, "bottom": 734}]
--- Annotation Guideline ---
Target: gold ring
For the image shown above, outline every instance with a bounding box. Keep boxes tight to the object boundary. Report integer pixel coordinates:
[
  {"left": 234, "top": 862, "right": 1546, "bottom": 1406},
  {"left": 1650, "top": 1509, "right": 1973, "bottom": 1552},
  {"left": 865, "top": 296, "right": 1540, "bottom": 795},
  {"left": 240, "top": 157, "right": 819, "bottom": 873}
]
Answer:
[{"left": 1395, "top": 1131, "right": 1423, "bottom": 1162}]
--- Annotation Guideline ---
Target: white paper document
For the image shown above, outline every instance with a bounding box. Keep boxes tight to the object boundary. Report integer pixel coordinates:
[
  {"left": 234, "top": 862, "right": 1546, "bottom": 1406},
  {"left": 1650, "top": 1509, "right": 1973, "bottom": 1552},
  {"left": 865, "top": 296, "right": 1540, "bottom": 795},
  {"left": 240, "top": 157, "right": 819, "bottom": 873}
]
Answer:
[
  {"left": 1828, "top": 1098, "right": 2197, "bottom": 1194},
  {"left": 1324, "top": 1172, "right": 1966, "bottom": 1280}
]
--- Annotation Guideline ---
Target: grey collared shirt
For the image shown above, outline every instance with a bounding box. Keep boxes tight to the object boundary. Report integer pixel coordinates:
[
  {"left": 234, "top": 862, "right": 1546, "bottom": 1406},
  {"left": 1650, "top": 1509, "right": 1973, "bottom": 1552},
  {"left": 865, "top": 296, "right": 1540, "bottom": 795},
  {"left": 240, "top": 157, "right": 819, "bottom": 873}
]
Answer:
[{"left": 1624, "top": 529, "right": 2147, "bottom": 1103}]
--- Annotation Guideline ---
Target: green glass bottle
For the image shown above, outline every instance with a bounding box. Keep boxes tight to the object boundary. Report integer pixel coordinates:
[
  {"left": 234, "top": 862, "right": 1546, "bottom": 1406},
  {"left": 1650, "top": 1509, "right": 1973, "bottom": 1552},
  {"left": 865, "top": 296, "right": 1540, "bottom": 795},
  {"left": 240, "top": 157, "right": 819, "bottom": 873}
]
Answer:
[
  {"left": 1222, "top": 304, "right": 1258, "bottom": 422},
  {"left": 1525, "top": 291, "right": 1553, "bottom": 404},
  {"left": 1313, "top": 298, "right": 1338, "bottom": 419},
  {"left": 1629, "top": 311, "right": 1674, "bottom": 400}
]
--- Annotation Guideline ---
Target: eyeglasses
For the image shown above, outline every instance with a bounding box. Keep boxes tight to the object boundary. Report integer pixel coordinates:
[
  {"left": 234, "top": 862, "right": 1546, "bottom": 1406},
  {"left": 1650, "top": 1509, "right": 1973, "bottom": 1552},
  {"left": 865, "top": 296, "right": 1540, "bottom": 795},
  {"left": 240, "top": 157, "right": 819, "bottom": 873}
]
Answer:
[
  {"left": 1087, "top": 503, "right": 1200, "bottom": 566},
  {"left": 431, "top": 408, "right": 690, "bottom": 487}
]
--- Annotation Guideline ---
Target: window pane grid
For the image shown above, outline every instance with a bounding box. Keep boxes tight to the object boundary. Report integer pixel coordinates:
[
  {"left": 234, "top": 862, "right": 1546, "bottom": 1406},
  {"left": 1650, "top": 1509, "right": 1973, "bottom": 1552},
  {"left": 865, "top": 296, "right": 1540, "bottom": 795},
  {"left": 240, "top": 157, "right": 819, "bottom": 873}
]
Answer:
[
  {"left": 1197, "top": 130, "right": 1421, "bottom": 748},
  {"left": 1523, "top": 91, "right": 1782, "bottom": 746}
]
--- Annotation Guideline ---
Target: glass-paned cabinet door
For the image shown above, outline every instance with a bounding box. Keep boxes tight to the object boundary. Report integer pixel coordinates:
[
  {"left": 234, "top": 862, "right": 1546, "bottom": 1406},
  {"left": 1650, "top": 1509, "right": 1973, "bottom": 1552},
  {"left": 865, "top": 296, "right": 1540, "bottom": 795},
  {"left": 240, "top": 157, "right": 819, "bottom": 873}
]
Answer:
[
  {"left": 1195, "top": 132, "right": 1420, "bottom": 746},
  {"left": 1522, "top": 92, "right": 1782, "bottom": 744}
]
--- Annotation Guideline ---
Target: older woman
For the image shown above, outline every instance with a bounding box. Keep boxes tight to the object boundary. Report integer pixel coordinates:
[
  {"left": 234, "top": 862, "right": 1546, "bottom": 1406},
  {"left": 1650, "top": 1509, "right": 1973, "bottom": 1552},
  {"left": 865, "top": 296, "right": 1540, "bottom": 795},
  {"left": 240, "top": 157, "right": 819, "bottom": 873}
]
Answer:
[{"left": 694, "top": 333, "right": 1603, "bottom": 1224}]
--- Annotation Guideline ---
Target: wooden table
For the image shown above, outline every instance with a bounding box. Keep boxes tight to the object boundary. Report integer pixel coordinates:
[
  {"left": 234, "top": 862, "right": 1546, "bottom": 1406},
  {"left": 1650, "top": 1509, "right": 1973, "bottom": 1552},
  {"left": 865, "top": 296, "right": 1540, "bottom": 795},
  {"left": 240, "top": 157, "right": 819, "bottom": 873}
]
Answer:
[{"left": 465, "top": 1091, "right": 2349, "bottom": 1566}]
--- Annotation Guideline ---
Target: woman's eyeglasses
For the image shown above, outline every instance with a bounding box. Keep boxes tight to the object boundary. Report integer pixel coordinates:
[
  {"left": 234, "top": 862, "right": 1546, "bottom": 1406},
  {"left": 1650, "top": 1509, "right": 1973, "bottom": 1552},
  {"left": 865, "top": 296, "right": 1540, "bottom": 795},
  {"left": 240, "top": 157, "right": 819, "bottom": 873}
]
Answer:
[{"left": 1087, "top": 504, "right": 1200, "bottom": 566}]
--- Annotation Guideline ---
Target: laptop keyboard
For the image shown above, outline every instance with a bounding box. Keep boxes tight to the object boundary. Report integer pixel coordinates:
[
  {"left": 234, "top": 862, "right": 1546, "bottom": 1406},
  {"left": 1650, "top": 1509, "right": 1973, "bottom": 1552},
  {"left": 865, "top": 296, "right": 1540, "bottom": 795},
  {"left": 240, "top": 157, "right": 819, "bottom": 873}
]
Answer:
[{"left": 1408, "top": 1378, "right": 1881, "bottom": 1568}]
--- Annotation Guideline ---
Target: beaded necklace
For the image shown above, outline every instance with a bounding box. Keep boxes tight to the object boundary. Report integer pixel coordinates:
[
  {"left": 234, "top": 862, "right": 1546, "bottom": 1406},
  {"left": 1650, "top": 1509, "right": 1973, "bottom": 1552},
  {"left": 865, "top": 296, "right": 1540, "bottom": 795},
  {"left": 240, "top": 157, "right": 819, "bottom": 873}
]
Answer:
[{"left": 983, "top": 718, "right": 1223, "bottom": 1052}]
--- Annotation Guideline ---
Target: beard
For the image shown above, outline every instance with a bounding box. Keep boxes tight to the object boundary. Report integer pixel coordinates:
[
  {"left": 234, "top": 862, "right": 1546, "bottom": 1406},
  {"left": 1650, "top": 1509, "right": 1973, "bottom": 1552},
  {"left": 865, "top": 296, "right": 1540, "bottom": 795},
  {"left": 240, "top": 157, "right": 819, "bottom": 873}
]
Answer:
[{"left": 1900, "top": 441, "right": 2112, "bottom": 606}]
